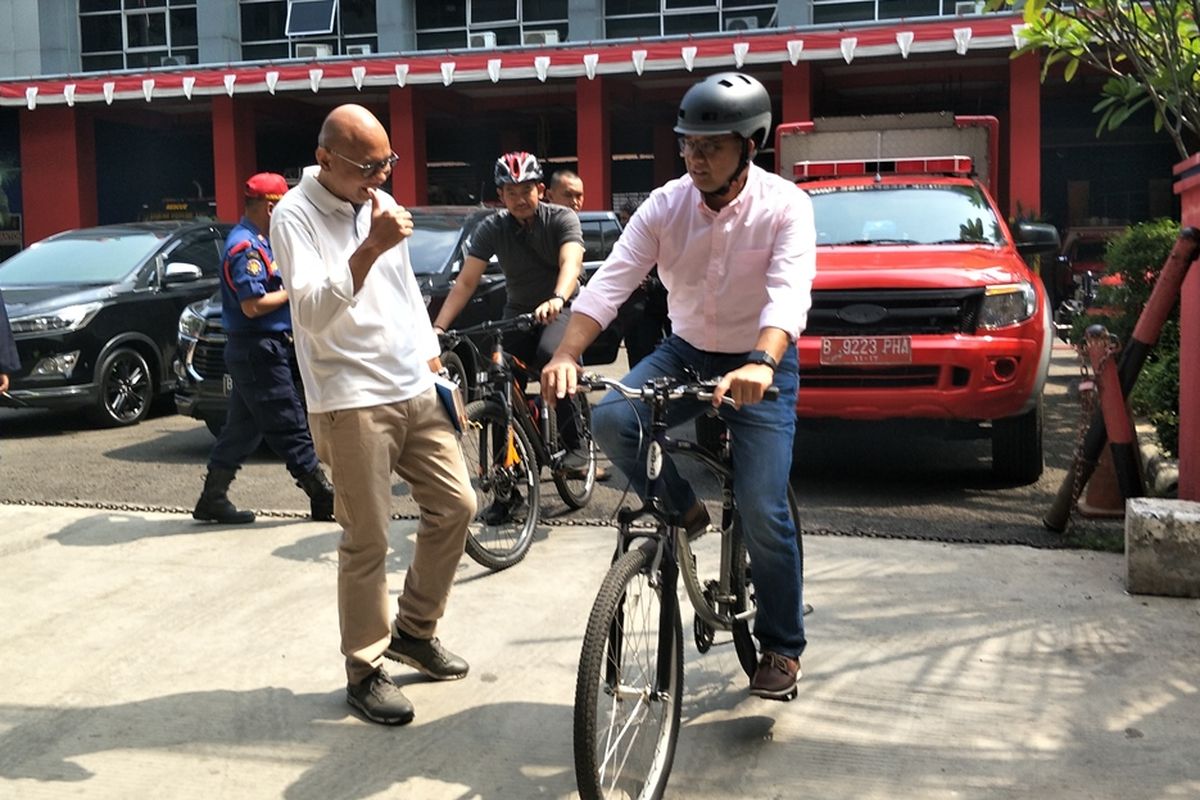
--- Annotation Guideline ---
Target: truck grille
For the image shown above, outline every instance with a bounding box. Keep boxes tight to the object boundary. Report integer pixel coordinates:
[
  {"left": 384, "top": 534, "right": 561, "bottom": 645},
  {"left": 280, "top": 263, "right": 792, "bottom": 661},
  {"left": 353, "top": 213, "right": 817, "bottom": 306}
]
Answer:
[
  {"left": 800, "top": 365, "right": 941, "bottom": 389},
  {"left": 804, "top": 288, "right": 983, "bottom": 336},
  {"left": 192, "top": 320, "right": 227, "bottom": 379}
]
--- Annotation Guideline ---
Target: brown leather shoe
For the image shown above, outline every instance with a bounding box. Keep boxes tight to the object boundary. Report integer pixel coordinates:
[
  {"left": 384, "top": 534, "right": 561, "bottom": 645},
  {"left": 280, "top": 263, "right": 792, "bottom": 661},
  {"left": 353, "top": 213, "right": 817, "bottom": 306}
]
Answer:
[
  {"left": 681, "top": 501, "right": 711, "bottom": 540},
  {"left": 750, "top": 651, "right": 801, "bottom": 701}
]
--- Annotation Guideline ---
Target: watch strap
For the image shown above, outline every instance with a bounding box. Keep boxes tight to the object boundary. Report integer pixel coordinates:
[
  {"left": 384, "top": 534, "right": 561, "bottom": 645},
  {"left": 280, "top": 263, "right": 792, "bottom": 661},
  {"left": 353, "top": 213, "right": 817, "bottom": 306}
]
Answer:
[{"left": 745, "top": 349, "right": 778, "bottom": 371}]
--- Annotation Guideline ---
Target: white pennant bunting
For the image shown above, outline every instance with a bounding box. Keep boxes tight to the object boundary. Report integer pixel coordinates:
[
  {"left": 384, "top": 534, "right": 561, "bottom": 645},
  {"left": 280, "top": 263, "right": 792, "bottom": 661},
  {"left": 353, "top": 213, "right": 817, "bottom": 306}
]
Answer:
[
  {"left": 487, "top": 58, "right": 501, "bottom": 83},
  {"left": 309, "top": 68, "right": 323, "bottom": 92},
  {"left": 64, "top": 83, "right": 76, "bottom": 107},
  {"left": 534, "top": 55, "right": 550, "bottom": 82},
  {"left": 351, "top": 65, "right": 366, "bottom": 90},
  {"left": 840, "top": 37, "right": 857, "bottom": 64},
  {"left": 1011, "top": 23, "right": 1029, "bottom": 49},
  {"left": 24, "top": 87, "right": 36, "bottom": 110},
  {"left": 142, "top": 78, "right": 155, "bottom": 102},
  {"left": 103, "top": 81, "right": 115, "bottom": 104},
  {"left": 583, "top": 53, "right": 599, "bottom": 80},
  {"left": 440, "top": 61, "right": 455, "bottom": 86},
  {"left": 681, "top": 46, "right": 697, "bottom": 71},
  {"left": 896, "top": 31, "right": 914, "bottom": 59},
  {"left": 631, "top": 49, "right": 647, "bottom": 75},
  {"left": 265, "top": 71, "right": 279, "bottom": 94},
  {"left": 395, "top": 63, "right": 409, "bottom": 87},
  {"left": 733, "top": 41, "right": 749, "bottom": 68},
  {"left": 953, "top": 27, "right": 972, "bottom": 55},
  {"left": 224, "top": 74, "right": 236, "bottom": 96},
  {"left": 787, "top": 40, "right": 804, "bottom": 65},
  {"left": 182, "top": 76, "right": 195, "bottom": 99}
]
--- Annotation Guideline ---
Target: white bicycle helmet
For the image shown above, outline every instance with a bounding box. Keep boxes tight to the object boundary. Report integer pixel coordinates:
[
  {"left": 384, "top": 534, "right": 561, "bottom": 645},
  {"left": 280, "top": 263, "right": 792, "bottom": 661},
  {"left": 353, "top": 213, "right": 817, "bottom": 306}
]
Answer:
[{"left": 494, "top": 151, "right": 544, "bottom": 185}]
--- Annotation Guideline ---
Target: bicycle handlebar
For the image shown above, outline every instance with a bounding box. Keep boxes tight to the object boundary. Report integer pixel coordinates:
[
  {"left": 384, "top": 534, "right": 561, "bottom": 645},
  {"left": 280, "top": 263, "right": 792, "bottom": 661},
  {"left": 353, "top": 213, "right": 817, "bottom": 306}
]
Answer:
[
  {"left": 439, "top": 312, "right": 538, "bottom": 344},
  {"left": 578, "top": 373, "right": 779, "bottom": 408}
]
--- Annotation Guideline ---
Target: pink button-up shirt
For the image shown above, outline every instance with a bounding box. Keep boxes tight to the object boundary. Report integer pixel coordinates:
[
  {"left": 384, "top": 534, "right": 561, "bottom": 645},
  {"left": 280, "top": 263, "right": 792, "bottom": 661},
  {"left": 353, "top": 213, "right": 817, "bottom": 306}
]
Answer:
[{"left": 573, "top": 163, "right": 816, "bottom": 354}]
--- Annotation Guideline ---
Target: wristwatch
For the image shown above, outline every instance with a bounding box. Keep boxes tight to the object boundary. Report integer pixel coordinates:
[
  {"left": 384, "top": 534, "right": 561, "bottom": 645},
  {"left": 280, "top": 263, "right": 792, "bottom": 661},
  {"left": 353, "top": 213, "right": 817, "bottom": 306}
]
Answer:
[
  {"left": 744, "top": 349, "right": 778, "bottom": 371},
  {"left": 551, "top": 293, "right": 567, "bottom": 304}
]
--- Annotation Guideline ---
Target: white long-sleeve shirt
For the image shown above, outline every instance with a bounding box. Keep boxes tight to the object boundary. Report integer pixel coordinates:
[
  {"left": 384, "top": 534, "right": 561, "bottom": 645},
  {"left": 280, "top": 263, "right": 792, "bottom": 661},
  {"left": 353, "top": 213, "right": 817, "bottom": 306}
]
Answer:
[
  {"left": 573, "top": 163, "right": 816, "bottom": 353},
  {"left": 271, "top": 166, "right": 439, "bottom": 413}
]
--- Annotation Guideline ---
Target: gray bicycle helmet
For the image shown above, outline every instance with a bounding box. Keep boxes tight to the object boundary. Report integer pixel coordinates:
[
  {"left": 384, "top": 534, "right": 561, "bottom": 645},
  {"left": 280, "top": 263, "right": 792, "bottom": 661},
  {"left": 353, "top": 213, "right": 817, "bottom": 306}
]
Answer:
[{"left": 674, "top": 72, "right": 772, "bottom": 149}]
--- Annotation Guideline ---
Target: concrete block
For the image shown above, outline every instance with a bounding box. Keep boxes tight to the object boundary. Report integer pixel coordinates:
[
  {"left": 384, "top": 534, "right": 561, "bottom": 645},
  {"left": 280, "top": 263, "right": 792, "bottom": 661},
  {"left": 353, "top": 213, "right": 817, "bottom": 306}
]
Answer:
[{"left": 1125, "top": 497, "right": 1200, "bottom": 597}]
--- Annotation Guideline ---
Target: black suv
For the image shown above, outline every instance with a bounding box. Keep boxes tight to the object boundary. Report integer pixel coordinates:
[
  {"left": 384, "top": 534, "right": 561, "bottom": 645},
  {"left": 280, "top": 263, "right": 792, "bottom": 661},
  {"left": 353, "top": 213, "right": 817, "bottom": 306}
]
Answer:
[
  {"left": 175, "top": 207, "right": 624, "bottom": 436},
  {"left": 1, "top": 221, "right": 230, "bottom": 426}
]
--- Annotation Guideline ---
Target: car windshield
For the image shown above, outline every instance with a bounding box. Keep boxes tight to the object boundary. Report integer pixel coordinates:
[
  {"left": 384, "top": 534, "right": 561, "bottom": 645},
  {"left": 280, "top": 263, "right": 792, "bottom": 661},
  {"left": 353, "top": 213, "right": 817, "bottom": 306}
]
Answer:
[
  {"left": 808, "top": 184, "right": 1006, "bottom": 247},
  {"left": 0, "top": 230, "right": 165, "bottom": 286},
  {"left": 408, "top": 215, "right": 469, "bottom": 275}
]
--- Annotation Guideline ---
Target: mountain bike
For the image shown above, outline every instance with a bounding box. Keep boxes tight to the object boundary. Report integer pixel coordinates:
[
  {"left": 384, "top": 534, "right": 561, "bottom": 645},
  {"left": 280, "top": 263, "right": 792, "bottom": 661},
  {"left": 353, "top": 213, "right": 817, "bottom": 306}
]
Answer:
[
  {"left": 570, "top": 375, "right": 803, "bottom": 800},
  {"left": 439, "top": 314, "right": 598, "bottom": 571}
]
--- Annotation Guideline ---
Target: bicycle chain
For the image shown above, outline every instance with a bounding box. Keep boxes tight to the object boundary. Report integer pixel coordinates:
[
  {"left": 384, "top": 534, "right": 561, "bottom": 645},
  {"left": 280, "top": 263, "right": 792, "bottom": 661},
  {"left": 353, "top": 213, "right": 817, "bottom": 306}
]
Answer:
[{"left": 0, "top": 499, "right": 1074, "bottom": 548}]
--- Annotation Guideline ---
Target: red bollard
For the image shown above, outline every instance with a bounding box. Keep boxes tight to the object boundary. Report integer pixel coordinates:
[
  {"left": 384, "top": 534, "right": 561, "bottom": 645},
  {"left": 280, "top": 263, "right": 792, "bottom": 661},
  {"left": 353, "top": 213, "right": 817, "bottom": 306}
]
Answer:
[{"left": 1084, "top": 325, "right": 1144, "bottom": 504}]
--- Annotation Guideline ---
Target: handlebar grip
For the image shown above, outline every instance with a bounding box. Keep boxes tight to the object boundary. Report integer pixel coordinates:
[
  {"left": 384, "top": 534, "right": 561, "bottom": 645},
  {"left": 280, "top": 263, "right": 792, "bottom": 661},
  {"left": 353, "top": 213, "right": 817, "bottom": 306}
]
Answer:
[{"left": 764, "top": 385, "right": 780, "bottom": 401}]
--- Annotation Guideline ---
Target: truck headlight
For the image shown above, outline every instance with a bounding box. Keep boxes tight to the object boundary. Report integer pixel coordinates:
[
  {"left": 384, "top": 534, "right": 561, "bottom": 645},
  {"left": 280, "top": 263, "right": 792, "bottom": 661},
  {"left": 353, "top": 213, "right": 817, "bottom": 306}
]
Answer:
[
  {"left": 978, "top": 282, "right": 1036, "bottom": 329},
  {"left": 178, "top": 301, "right": 206, "bottom": 340},
  {"left": 9, "top": 302, "right": 102, "bottom": 335}
]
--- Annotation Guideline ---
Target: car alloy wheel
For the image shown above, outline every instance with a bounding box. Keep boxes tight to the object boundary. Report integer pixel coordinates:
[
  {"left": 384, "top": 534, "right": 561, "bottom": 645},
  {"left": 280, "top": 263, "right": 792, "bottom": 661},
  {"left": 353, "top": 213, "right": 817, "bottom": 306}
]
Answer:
[{"left": 93, "top": 347, "right": 154, "bottom": 427}]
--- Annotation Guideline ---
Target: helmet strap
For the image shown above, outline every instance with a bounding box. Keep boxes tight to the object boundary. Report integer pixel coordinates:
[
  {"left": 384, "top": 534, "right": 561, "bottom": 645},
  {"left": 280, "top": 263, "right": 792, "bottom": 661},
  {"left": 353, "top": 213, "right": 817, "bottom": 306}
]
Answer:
[{"left": 703, "top": 138, "right": 751, "bottom": 201}]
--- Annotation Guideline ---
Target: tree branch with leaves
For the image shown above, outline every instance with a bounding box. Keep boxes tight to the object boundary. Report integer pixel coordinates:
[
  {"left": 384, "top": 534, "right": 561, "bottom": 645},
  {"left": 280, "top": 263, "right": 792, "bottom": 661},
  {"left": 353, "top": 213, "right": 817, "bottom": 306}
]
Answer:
[{"left": 994, "top": 0, "right": 1200, "bottom": 159}]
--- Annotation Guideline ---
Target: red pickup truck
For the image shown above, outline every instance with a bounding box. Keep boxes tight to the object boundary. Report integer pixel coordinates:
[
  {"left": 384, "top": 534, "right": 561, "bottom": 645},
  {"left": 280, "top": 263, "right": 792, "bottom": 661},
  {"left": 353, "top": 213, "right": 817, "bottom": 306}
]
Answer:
[{"left": 779, "top": 114, "right": 1061, "bottom": 484}]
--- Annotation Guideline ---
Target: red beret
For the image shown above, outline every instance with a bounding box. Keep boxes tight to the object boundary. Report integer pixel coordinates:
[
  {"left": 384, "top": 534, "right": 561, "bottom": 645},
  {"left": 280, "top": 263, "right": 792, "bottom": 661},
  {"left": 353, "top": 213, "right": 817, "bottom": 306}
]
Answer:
[{"left": 244, "top": 172, "right": 289, "bottom": 200}]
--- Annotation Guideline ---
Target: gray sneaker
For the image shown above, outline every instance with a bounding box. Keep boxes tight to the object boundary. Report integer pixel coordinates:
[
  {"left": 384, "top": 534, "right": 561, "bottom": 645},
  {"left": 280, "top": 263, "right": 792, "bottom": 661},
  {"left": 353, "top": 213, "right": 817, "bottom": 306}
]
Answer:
[
  {"left": 346, "top": 669, "right": 414, "bottom": 725},
  {"left": 385, "top": 630, "right": 469, "bottom": 681}
]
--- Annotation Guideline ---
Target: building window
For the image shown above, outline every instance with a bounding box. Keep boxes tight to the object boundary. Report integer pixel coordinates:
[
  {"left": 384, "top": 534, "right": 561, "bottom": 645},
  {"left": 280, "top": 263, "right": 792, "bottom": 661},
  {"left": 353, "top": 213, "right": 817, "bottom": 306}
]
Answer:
[
  {"left": 240, "top": 0, "right": 377, "bottom": 60},
  {"left": 414, "top": 0, "right": 568, "bottom": 50},
  {"left": 605, "top": 0, "right": 777, "bottom": 38},
  {"left": 811, "top": 0, "right": 983, "bottom": 25},
  {"left": 79, "top": 0, "right": 199, "bottom": 72}
]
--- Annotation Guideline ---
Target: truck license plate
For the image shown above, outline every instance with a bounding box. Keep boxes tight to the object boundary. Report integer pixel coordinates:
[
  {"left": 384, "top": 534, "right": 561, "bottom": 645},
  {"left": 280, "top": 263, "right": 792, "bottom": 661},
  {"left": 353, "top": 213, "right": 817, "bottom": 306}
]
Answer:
[
  {"left": 820, "top": 336, "right": 912, "bottom": 365},
  {"left": 222, "top": 374, "right": 233, "bottom": 396}
]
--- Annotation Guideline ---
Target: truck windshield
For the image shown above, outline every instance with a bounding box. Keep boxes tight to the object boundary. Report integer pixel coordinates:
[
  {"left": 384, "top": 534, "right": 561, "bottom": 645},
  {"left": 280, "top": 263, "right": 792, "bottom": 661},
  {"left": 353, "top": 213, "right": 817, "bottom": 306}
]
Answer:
[
  {"left": 808, "top": 184, "right": 1005, "bottom": 247},
  {"left": 0, "top": 231, "right": 164, "bottom": 286}
]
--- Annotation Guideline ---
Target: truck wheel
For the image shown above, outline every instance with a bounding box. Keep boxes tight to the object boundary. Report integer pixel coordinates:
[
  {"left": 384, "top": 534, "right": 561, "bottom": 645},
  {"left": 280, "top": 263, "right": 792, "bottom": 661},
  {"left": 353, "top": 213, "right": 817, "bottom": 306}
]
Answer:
[{"left": 991, "top": 398, "right": 1043, "bottom": 485}]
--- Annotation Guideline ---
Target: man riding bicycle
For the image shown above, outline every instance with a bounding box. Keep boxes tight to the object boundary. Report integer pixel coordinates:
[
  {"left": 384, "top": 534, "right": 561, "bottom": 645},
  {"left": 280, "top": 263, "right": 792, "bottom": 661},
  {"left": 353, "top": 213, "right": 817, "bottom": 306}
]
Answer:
[
  {"left": 542, "top": 72, "right": 816, "bottom": 701},
  {"left": 433, "top": 151, "right": 589, "bottom": 523}
]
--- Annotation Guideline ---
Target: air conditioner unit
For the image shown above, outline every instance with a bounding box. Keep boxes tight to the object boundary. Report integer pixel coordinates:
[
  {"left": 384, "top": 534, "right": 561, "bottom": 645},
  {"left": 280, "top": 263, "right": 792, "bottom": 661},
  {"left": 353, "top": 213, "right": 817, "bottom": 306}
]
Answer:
[
  {"left": 724, "top": 15, "right": 759, "bottom": 32},
  {"left": 345, "top": 43, "right": 372, "bottom": 56},
  {"left": 295, "top": 43, "right": 333, "bottom": 60},
  {"left": 468, "top": 31, "right": 497, "bottom": 49},
  {"left": 522, "top": 29, "right": 559, "bottom": 46},
  {"left": 954, "top": 0, "right": 984, "bottom": 14},
  {"left": 160, "top": 54, "right": 190, "bottom": 67}
]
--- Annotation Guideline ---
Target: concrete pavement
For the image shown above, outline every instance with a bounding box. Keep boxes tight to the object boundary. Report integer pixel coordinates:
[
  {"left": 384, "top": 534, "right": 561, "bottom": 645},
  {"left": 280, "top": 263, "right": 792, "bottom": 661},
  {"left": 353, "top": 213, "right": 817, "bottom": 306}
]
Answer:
[{"left": 1, "top": 502, "right": 1198, "bottom": 800}]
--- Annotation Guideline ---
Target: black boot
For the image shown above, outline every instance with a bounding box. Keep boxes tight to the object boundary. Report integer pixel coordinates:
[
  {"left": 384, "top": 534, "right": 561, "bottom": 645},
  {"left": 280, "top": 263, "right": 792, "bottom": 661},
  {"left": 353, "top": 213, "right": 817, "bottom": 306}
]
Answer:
[
  {"left": 193, "top": 468, "right": 255, "bottom": 524},
  {"left": 296, "top": 467, "right": 335, "bottom": 522}
]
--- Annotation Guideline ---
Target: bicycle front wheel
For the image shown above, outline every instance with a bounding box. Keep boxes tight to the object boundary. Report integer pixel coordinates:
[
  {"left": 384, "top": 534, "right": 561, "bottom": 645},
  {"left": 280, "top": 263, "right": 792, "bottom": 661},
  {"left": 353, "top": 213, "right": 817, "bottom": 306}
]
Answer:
[
  {"left": 574, "top": 544, "right": 683, "bottom": 800},
  {"left": 460, "top": 399, "right": 540, "bottom": 571},
  {"left": 548, "top": 393, "right": 597, "bottom": 509}
]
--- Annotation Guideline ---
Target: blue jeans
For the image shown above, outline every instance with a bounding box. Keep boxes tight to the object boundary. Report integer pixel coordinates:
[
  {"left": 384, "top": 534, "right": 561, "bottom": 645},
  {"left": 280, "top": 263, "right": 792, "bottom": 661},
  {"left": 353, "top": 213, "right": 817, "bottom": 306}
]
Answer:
[{"left": 591, "top": 335, "right": 805, "bottom": 659}]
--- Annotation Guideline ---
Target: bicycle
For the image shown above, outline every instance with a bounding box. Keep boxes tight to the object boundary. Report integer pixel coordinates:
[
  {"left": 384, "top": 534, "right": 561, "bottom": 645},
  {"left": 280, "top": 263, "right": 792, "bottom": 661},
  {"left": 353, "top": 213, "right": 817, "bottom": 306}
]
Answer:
[
  {"left": 570, "top": 374, "right": 803, "bottom": 800},
  {"left": 439, "top": 313, "right": 598, "bottom": 571}
]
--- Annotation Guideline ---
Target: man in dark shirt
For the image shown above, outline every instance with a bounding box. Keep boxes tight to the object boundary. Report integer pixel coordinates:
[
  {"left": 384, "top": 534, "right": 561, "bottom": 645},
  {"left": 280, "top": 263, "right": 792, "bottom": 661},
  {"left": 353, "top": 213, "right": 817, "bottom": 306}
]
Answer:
[{"left": 432, "top": 151, "right": 587, "bottom": 519}]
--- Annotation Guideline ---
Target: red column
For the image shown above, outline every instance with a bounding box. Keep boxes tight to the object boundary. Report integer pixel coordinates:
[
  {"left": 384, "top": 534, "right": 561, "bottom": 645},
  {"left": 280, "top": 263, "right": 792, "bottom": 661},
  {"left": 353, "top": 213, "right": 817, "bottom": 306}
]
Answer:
[
  {"left": 1174, "top": 154, "right": 1200, "bottom": 499},
  {"left": 576, "top": 76, "right": 610, "bottom": 210},
  {"left": 390, "top": 87, "right": 427, "bottom": 206},
  {"left": 211, "top": 96, "right": 256, "bottom": 222},
  {"left": 1007, "top": 53, "right": 1041, "bottom": 217},
  {"left": 780, "top": 62, "right": 813, "bottom": 174},
  {"left": 20, "top": 107, "right": 97, "bottom": 243}
]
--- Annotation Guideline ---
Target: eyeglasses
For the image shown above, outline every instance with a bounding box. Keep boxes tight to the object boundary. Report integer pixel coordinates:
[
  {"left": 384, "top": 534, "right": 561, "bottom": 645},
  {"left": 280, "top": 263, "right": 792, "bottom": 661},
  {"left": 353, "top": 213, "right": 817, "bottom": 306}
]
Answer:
[
  {"left": 329, "top": 149, "right": 400, "bottom": 178},
  {"left": 678, "top": 136, "right": 736, "bottom": 158}
]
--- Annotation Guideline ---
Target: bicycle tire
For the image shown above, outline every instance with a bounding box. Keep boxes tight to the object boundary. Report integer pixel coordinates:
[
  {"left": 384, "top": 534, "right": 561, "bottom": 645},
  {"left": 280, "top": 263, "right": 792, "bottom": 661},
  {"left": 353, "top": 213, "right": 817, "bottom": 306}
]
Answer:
[
  {"left": 461, "top": 399, "right": 540, "bottom": 571},
  {"left": 730, "top": 485, "right": 803, "bottom": 679},
  {"left": 574, "top": 544, "right": 683, "bottom": 800},
  {"left": 549, "top": 394, "right": 597, "bottom": 509}
]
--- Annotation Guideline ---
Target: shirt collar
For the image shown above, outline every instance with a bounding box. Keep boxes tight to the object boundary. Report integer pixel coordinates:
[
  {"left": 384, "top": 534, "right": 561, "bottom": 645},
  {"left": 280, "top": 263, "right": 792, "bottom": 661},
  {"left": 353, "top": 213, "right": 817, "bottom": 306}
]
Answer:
[
  {"left": 238, "top": 216, "right": 264, "bottom": 239},
  {"left": 300, "top": 165, "right": 357, "bottom": 219}
]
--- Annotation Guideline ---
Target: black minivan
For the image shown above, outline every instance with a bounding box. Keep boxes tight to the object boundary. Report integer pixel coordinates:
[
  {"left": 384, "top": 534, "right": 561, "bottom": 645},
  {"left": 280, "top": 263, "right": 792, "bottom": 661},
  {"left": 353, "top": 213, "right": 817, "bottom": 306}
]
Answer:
[{"left": 0, "top": 221, "right": 229, "bottom": 426}]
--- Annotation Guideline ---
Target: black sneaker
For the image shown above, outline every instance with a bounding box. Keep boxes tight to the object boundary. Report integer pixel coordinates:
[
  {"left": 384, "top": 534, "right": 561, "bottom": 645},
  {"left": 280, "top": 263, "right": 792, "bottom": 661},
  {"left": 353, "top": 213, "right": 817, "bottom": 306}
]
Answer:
[
  {"left": 385, "top": 630, "right": 469, "bottom": 681},
  {"left": 346, "top": 669, "right": 414, "bottom": 725},
  {"left": 480, "top": 493, "right": 527, "bottom": 526}
]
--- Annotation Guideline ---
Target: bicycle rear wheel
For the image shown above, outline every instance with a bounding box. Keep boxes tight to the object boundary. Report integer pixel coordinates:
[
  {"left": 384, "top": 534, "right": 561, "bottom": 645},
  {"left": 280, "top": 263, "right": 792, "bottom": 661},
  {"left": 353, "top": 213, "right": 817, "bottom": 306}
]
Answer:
[
  {"left": 574, "top": 543, "right": 682, "bottom": 800},
  {"left": 460, "top": 400, "right": 540, "bottom": 571},
  {"left": 730, "top": 486, "right": 803, "bottom": 679},
  {"left": 548, "top": 393, "right": 597, "bottom": 509}
]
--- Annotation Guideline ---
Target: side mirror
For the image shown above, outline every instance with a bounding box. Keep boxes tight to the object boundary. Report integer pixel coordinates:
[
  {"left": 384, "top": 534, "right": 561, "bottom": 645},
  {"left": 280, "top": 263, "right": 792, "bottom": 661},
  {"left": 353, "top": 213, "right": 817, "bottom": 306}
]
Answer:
[
  {"left": 1014, "top": 222, "right": 1061, "bottom": 258},
  {"left": 163, "top": 261, "right": 203, "bottom": 284}
]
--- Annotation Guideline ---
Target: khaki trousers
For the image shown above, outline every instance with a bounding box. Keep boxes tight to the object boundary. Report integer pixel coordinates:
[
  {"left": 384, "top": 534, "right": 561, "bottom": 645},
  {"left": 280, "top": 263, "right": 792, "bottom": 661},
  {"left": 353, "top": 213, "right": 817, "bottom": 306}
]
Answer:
[{"left": 310, "top": 386, "right": 476, "bottom": 684}]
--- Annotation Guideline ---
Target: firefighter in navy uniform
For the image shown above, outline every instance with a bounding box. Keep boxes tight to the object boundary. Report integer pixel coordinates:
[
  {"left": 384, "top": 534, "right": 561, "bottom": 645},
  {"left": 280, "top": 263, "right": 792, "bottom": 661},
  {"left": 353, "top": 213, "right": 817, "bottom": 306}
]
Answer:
[{"left": 193, "top": 172, "right": 335, "bottom": 524}]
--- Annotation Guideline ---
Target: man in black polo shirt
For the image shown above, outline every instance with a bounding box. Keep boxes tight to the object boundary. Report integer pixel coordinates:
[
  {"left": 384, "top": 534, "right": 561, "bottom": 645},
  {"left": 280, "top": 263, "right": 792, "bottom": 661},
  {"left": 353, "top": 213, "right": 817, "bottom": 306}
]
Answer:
[{"left": 432, "top": 151, "right": 587, "bottom": 519}]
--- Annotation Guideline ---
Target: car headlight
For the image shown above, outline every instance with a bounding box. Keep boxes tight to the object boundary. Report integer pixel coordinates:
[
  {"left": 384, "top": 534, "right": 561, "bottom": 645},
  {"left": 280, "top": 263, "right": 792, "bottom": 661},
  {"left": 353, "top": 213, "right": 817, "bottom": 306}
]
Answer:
[
  {"left": 179, "top": 301, "right": 207, "bottom": 340},
  {"left": 9, "top": 301, "right": 102, "bottom": 335},
  {"left": 978, "top": 281, "right": 1037, "bottom": 330}
]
